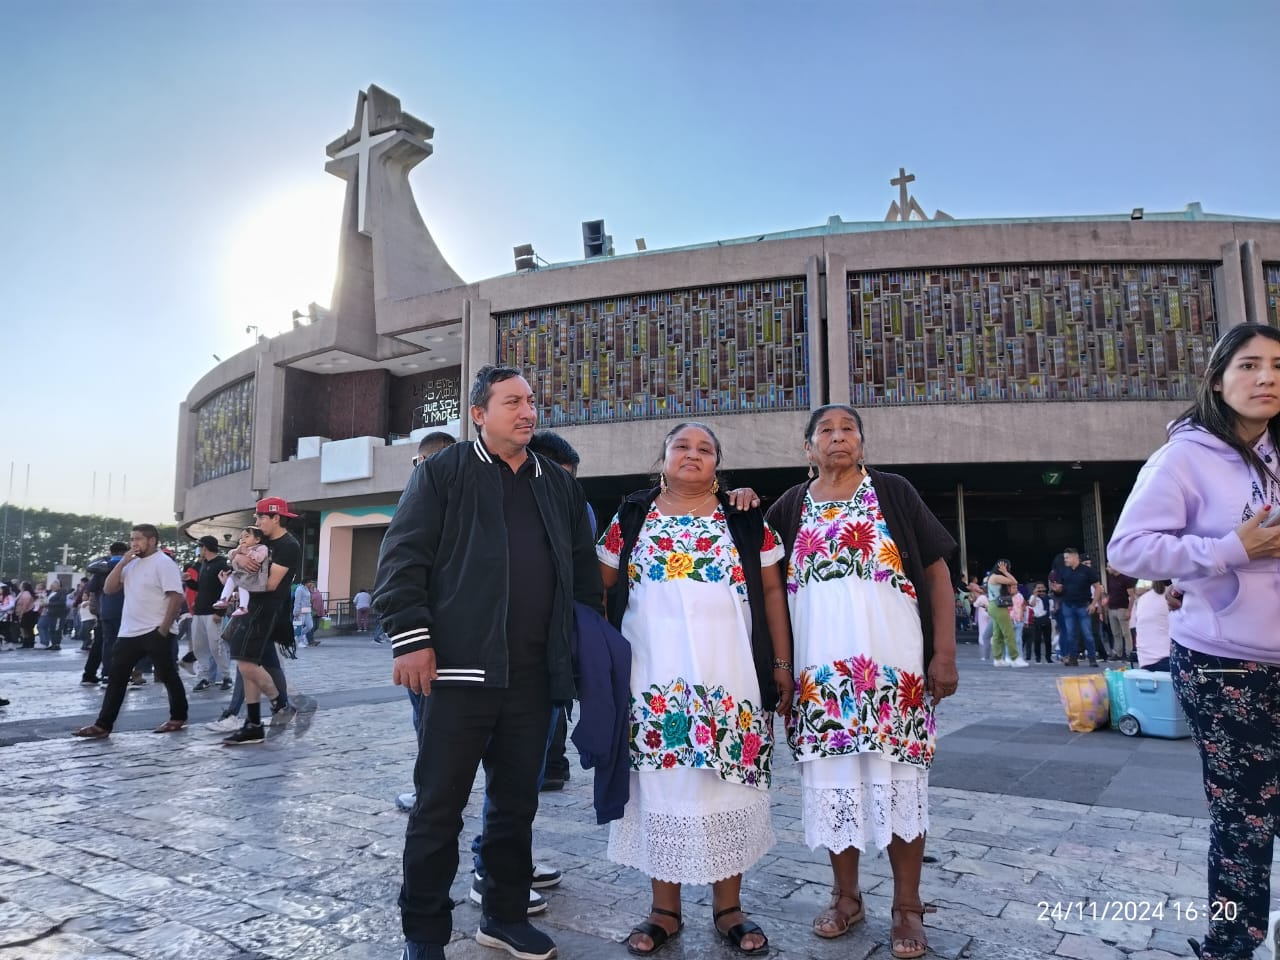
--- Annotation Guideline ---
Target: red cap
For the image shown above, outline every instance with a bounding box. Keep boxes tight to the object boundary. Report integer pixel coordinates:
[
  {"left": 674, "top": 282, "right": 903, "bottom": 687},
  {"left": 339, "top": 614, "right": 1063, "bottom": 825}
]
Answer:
[{"left": 255, "top": 496, "right": 298, "bottom": 519}]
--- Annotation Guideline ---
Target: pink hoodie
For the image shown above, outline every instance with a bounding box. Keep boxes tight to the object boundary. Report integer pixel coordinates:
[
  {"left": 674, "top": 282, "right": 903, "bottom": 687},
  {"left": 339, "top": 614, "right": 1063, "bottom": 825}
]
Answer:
[{"left": 1108, "top": 423, "right": 1280, "bottom": 664}]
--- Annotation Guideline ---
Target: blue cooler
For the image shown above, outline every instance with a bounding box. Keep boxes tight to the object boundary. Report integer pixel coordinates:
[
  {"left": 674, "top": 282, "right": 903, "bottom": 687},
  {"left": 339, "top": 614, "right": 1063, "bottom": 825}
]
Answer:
[{"left": 1116, "top": 669, "right": 1191, "bottom": 739}]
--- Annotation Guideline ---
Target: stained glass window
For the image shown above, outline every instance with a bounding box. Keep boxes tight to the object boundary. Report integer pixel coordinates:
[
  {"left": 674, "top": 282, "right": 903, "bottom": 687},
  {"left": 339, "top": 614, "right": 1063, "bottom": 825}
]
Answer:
[
  {"left": 847, "top": 263, "right": 1217, "bottom": 404},
  {"left": 1265, "top": 264, "right": 1280, "bottom": 328},
  {"left": 496, "top": 279, "right": 808, "bottom": 425},
  {"left": 193, "top": 378, "right": 254, "bottom": 485}
]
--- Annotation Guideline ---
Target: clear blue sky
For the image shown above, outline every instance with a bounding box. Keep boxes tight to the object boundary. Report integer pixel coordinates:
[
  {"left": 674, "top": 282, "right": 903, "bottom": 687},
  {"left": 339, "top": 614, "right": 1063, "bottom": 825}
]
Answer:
[{"left": 3, "top": 0, "right": 1277, "bottom": 523}]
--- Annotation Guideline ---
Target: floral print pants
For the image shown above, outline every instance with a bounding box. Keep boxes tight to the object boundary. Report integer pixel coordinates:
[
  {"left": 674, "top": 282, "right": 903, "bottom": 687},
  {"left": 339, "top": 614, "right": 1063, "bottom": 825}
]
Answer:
[{"left": 1171, "top": 641, "right": 1280, "bottom": 960}]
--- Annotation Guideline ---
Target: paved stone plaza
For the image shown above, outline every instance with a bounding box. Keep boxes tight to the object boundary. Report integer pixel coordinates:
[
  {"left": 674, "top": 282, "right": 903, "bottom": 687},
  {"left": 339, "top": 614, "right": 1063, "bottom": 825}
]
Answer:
[{"left": 1, "top": 635, "right": 1275, "bottom": 960}]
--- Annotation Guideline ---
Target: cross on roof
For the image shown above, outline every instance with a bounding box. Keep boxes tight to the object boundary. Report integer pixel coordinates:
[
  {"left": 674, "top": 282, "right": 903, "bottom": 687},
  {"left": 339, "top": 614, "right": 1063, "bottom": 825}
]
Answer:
[
  {"left": 884, "top": 167, "right": 952, "bottom": 222},
  {"left": 330, "top": 93, "right": 396, "bottom": 236},
  {"left": 60, "top": 543, "right": 71, "bottom": 565}
]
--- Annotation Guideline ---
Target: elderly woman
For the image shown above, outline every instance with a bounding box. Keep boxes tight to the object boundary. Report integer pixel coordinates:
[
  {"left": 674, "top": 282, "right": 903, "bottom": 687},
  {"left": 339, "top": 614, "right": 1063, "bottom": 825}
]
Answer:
[
  {"left": 766, "top": 404, "right": 958, "bottom": 959},
  {"left": 1109, "top": 322, "right": 1280, "bottom": 960},
  {"left": 598, "top": 421, "right": 793, "bottom": 957}
]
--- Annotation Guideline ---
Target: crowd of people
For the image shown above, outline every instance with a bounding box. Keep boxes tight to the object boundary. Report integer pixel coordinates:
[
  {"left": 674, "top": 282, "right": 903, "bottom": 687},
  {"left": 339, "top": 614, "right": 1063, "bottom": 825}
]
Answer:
[{"left": 952, "top": 549, "right": 1176, "bottom": 670}]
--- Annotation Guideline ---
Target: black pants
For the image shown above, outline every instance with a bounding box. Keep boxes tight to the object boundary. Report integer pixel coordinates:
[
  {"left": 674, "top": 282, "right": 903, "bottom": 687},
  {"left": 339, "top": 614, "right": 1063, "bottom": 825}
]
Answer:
[
  {"left": 543, "top": 705, "right": 570, "bottom": 781},
  {"left": 402, "top": 671, "right": 550, "bottom": 945},
  {"left": 1025, "top": 618, "right": 1052, "bottom": 662},
  {"left": 95, "top": 630, "right": 188, "bottom": 731},
  {"left": 1172, "top": 642, "right": 1279, "bottom": 960},
  {"left": 82, "top": 621, "right": 104, "bottom": 681}
]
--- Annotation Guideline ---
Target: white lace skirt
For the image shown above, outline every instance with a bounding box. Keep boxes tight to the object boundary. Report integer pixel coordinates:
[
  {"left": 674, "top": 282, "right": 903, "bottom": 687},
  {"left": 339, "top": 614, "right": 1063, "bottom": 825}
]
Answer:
[
  {"left": 608, "top": 769, "right": 775, "bottom": 884},
  {"left": 801, "top": 753, "right": 929, "bottom": 853}
]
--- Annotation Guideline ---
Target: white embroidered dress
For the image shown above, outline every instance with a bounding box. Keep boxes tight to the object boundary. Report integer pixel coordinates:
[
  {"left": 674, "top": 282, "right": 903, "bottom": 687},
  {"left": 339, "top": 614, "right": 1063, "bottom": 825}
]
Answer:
[
  {"left": 786, "top": 479, "right": 935, "bottom": 853},
  {"left": 597, "top": 506, "right": 784, "bottom": 884}
]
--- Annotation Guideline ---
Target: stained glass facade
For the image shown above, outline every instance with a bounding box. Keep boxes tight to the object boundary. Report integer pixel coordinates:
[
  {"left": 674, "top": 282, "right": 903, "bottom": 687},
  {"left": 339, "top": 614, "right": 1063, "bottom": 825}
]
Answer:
[
  {"left": 193, "top": 378, "right": 254, "bottom": 485},
  {"left": 847, "top": 263, "right": 1217, "bottom": 404},
  {"left": 1265, "top": 264, "right": 1280, "bottom": 328},
  {"left": 497, "top": 279, "right": 808, "bottom": 425}
]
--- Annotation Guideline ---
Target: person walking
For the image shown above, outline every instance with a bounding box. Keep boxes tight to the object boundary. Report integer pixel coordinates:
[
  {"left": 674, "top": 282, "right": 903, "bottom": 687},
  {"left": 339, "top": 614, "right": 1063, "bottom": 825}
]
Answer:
[
  {"left": 189, "top": 536, "right": 232, "bottom": 691},
  {"left": 374, "top": 365, "right": 603, "bottom": 960},
  {"left": 72, "top": 525, "right": 188, "bottom": 738}
]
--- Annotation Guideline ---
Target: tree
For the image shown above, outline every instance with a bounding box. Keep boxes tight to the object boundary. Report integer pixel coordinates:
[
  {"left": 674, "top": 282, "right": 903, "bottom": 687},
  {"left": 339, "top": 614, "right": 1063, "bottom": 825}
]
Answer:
[{"left": 0, "top": 504, "right": 180, "bottom": 582}]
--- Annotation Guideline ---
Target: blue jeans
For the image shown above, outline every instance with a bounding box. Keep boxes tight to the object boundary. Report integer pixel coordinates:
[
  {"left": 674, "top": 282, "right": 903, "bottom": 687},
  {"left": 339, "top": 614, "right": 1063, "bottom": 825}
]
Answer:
[
  {"left": 470, "top": 705, "right": 560, "bottom": 877},
  {"left": 1060, "top": 603, "right": 1096, "bottom": 659}
]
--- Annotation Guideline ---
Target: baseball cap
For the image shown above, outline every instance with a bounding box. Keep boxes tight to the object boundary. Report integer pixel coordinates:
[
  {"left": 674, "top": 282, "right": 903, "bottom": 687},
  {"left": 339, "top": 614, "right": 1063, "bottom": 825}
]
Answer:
[
  {"left": 255, "top": 496, "right": 298, "bottom": 519},
  {"left": 197, "top": 535, "right": 220, "bottom": 551}
]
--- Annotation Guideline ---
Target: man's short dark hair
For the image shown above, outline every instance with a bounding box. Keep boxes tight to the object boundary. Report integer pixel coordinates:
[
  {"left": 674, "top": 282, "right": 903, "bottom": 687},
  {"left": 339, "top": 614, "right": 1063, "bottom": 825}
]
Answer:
[
  {"left": 417, "top": 431, "right": 456, "bottom": 456},
  {"left": 132, "top": 524, "right": 160, "bottom": 541},
  {"left": 528, "top": 430, "right": 580, "bottom": 472},
  {"left": 468, "top": 364, "right": 524, "bottom": 410},
  {"left": 1063, "top": 547, "right": 1080, "bottom": 556},
  {"left": 110, "top": 542, "right": 128, "bottom": 555}
]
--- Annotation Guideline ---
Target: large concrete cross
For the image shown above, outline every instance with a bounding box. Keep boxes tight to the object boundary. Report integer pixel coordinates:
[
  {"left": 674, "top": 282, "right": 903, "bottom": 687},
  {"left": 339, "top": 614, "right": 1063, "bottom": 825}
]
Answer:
[
  {"left": 330, "top": 92, "right": 395, "bottom": 236},
  {"left": 60, "top": 543, "right": 71, "bottom": 565},
  {"left": 891, "top": 167, "right": 916, "bottom": 217}
]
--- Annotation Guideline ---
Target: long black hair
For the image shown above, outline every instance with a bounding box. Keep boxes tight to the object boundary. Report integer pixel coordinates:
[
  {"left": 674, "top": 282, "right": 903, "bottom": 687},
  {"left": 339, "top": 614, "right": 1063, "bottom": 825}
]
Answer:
[{"left": 1173, "top": 322, "right": 1280, "bottom": 484}]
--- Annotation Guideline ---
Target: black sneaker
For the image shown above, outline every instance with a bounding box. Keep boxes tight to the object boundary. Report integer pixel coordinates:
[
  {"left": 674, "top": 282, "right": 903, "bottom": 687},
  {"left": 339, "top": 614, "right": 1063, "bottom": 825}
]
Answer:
[
  {"left": 530, "top": 863, "right": 561, "bottom": 889},
  {"left": 270, "top": 699, "right": 297, "bottom": 727},
  {"left": 222, "top": 724, "right": 265, "bottom": 747},
  {"left": 193, "top": 679, "right": 211, "bottom": 692},
  {"left": 220, "top": 677, "right": 233, "bottom": 691},
  {"left": 400, "top": 942, "right": 446, "bottom": 960},
  {"left": 80, "top": 677, "right": 99, "bottom": 686},
  {"left": 470, "top": 875, "right": 546, "bottom": 915},
  {"left": 475, "top": 918, "right": 556, "bottom": 960}
]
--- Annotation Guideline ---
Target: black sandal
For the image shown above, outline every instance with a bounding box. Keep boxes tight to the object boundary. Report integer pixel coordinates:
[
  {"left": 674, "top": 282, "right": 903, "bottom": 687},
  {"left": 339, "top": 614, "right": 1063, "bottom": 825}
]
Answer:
[
  {"left": 714, "top": 904, "right": 769, "bottom": 956},
  {"left": 626, "top": 906, "right": 683, "bottom": 956}
]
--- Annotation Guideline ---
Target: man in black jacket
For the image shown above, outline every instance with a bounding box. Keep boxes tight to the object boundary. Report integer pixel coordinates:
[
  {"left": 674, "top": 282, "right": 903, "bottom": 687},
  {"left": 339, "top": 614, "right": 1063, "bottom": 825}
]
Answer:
[{"left": 375, "top": 365, "right": 603, "bottom": 960}]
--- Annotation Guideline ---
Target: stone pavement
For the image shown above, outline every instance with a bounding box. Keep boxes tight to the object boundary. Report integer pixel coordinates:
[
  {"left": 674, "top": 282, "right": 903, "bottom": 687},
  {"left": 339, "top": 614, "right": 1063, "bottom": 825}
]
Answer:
[{"left": 1, "top": 635, "right": 1276, "bottom": 960}]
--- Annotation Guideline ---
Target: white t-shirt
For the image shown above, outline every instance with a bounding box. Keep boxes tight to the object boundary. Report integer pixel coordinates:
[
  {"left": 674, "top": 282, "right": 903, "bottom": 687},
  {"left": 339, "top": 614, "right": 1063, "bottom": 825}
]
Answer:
[
  {"left": 1132, "top": 588, "right": 1172, "bottom": 668},
  {"left": 119, "top": 552, "right": 184, "bottom": 638}
]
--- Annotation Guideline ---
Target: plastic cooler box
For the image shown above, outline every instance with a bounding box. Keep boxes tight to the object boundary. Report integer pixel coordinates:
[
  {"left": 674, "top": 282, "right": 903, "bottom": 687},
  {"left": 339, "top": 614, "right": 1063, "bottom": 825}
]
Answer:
[{"left": 1115, "top": 669, "right": 1191, "bottom": 739}]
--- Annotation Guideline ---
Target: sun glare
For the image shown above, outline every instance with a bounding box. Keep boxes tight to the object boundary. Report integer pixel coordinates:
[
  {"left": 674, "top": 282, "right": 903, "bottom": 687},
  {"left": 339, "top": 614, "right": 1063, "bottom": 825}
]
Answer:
[{"left": 224, "top": 180, "right": 343, "bottom": 340}]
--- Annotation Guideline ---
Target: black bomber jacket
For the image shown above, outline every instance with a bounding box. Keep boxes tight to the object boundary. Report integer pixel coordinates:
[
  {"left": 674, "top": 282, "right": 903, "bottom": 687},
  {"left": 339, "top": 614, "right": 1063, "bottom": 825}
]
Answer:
[{"left": 372, "top": 437, "right": 604, "bottom": 701}]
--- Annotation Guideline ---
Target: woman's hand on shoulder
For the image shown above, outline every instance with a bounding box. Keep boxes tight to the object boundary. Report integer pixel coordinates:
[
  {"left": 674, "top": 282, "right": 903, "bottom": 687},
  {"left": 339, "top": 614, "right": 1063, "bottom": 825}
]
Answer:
[
  {"left": 1235, "top": 506, "right": 1280, "bottom": 561},
  {"left": 727, "top": 487, "right": 761, "bottom": 511}
]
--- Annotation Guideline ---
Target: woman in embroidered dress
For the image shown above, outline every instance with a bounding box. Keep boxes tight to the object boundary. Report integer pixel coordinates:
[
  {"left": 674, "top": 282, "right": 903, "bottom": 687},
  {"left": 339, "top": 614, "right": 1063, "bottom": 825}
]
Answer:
[
  {"left": 766, "top": 405, "right": 958, "bottom": 959},
  {"left": 598, "top": 422, "right": 794, "bottom": 957}
]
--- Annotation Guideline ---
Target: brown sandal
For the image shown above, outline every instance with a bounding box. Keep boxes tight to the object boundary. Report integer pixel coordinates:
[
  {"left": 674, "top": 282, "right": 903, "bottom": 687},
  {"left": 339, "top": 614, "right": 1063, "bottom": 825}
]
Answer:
[
  {"left": 153, "top": 720, "right": 186, "bottom": 733},
  {"left": 890, "top": 901, "right": 935, "bottom": 959},
  {"left": 72, "top": 724, "right": 110, "bottom": 739},
  {"left": 813, "top": 887, "right": 865, "bottom": 939}
]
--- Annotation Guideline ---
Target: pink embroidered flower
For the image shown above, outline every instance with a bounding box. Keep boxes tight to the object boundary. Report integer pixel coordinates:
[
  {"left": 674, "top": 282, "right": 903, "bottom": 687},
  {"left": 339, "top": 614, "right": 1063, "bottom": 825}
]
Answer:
[
  {"left": 824, "top": 698, "right": 840, "bottom": 719},
  {"left": 792, "top": 527, "right": 829, "bottom": 568},
  {"left": 741, "top": 732, "right": 762, "bottom": 765},
  {"left": 878, "top": 700, "right": 892, "bottom": 726},
  {"left": 907, "top": 741, "right": 922, "bottom": 759},
  {"left": 695, "top": 724, "right": 711, "bottom": 746},
  {"left": 849, "top": 654, "right": 878, "bottom": 697}
]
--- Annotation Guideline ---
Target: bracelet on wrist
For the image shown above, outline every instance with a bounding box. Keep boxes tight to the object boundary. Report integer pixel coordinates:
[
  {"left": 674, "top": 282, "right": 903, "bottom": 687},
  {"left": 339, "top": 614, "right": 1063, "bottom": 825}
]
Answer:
[{"left": 772, "top": 658, "right": 793, "bottom": 671}]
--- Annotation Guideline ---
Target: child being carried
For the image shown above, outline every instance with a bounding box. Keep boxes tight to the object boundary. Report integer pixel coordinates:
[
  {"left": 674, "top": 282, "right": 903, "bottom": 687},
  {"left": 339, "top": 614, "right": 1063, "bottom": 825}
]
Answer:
[{"left": 212, "top": 527, "right": 270, "bottom": 617}]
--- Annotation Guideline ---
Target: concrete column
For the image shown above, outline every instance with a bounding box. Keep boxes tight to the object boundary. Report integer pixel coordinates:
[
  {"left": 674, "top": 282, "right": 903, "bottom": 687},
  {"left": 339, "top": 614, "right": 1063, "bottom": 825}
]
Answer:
[
  {"left": 1215, "top": 240, "right": 1247, "bottom": 330},
  {"left": 173, "top": 401, "right": 192, "bottom": 517},
  {"left": 460, "top": 298, "right": 494, "bottom": 440},
  {"left": 251, "top": 341, "right": 285, "bottom": 494},
  {"left": 805, "top": 255, "right": 826, "bottom": 407},
  {"left": 956, "top": 483, "right": 968, "bottom": 578},
  {"left": 1240, "top": 239, "right": 1266, "bottom": 326},
  {"left": 825, "top": 252, "right": 851, "bottom": 405}
]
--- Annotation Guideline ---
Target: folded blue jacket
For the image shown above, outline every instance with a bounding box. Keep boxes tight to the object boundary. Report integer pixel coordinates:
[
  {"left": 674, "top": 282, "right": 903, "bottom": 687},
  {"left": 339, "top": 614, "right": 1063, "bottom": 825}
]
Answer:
[{"left": 570, "top": 602, "right": 631, "bottom": 824}]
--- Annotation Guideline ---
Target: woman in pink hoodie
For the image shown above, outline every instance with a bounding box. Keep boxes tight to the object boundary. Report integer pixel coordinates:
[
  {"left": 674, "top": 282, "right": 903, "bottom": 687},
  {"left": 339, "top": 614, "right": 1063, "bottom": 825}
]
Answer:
[{"left": 1108, "top": 322, "right": 1280, "bottom": 960}]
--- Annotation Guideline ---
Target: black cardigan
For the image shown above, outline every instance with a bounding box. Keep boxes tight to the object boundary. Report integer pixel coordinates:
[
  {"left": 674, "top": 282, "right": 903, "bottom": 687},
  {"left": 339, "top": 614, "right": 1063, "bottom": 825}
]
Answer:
[
  {"left": 765, "top": 468, "right": 957, "bottom": 671},
  {"left": 605, "top": 487, "right": 781, "bottom": 711}
]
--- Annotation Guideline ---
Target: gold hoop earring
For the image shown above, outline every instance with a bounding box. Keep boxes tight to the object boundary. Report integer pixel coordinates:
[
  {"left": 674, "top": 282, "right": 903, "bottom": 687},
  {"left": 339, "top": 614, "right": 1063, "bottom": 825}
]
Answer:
[
  {"left": 660, "top": 472, "right": 668, "bottom": 493},
  {"left": 807, "top": 463, "right": 816, "bottom": 480},
  {"left": 710, "top": 478, "right": 720, "bottom": 495}
]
